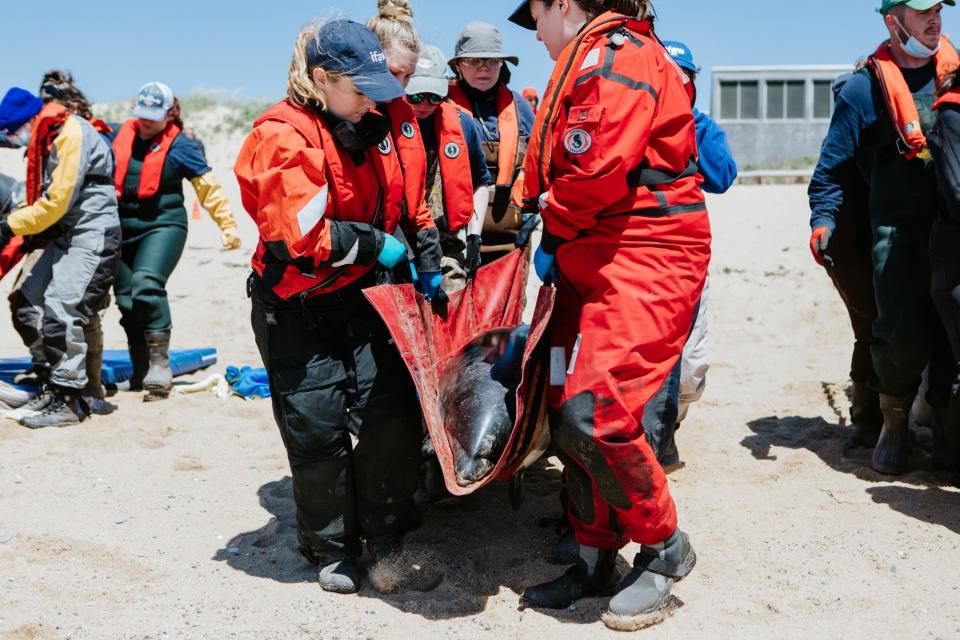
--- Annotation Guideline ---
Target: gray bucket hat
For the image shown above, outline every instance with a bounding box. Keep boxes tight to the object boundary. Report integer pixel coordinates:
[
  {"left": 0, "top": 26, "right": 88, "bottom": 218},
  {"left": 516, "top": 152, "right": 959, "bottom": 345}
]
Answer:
[
  {"left": 407, "top": 45, "right": 451, "bottom": 97},
  {"left": 449, "top": 22, "right": 520, "bottom": 68}
]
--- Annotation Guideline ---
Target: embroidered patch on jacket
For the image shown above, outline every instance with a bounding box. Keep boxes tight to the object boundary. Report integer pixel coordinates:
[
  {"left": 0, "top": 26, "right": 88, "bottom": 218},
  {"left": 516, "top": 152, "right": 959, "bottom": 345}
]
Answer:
[
  {"left": 400, "top": 122, "right": 416, "bottom": 139},
  {"left": 563, "top": 129, "right": 592, "bottom": 155},
  {"left": 378, "top": 138, "right": 393, "bottom": 155},
  {"left": 444, "top": 142, "right": 461, "bottom": 159}
]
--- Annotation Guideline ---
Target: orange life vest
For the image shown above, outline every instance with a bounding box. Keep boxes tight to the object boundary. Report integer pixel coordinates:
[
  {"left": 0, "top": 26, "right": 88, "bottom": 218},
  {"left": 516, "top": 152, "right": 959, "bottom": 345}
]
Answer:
[
  {"left": 385, "top": 100, "right": 430, "bottom": 223},
  {"left": 448, "top": 81, "right": 520, "bottom": 187},
  {"left": 25, "top": 105, "right": 113, "bottom": 204},
  {"left": 934, "top": 87, "right": 960, "bottom": 110},
  {"left": 237, "top": 100, "right": 406, "bottom": 299},
  {"left": 112, "top": 119, "right": 181, "bottom": 200},
  {"left": 867, "top": 37, "right": 959, "bottom": 159},
  {"left": 25, "top": 103, "right": 69, "bottom": 205},
  {"left": 431, "top": 102, "right": 475, "bottom": 231}
]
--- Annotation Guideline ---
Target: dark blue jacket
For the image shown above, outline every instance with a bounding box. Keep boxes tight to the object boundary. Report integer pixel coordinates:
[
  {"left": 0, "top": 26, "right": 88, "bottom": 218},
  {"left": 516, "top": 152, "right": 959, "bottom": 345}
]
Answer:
[
  {"left": 808, "top": 64, "right": 937, "bottom": 231},
  {"left": 694, "top": 108, "right": 737, "bottom": 194}
]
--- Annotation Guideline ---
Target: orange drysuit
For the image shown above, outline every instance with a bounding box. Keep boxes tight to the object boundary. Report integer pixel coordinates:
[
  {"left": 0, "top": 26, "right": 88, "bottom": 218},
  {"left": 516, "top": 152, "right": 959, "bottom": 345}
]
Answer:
[
  {"left": 525, "top": 13, "right": 712, "bottom": 549},
  {"left": 234, "top": 100, "right": 440, "bottom": 300}
]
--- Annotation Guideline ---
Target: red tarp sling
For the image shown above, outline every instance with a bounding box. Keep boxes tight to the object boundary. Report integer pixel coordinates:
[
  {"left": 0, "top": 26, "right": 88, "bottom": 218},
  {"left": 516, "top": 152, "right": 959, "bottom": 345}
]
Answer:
[{"left": 363, "top": 248, "right": 555, "bottom": 496}]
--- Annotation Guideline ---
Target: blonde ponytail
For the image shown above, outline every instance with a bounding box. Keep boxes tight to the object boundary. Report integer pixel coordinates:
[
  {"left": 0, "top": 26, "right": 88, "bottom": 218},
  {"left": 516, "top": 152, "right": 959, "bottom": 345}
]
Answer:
[
  {"left": 367, "top": 0, "right": 421, "bottom": 57},
  {"left": 287, "top": 22, "right": 331, "bottom": 111}
]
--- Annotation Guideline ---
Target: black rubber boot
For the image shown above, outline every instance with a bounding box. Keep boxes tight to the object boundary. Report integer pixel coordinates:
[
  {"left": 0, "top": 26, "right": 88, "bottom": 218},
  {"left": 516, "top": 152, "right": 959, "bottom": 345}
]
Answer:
[
  {"left": 520, "top": 546, "right": 619, "bottom": 609},
  {"left": 659, "top": 423, "right": 685, "bottom": 474},
  {"left": 143, "top": 331, "right": 173, "bottom": 401},
  {"left": 83, "top": 319, "right": 105, "bottom": 401},
  {"left": 602, "top": 529, "right": 697, "bottom": 631},
  {"left": 849, "top": 381, "right": 883, "bottom": 448},
  {"left": 318, "top": 557, "right": 362, "bottom": 594},
  {"left": 126, "top": 338, "right": 149, "bottom": 391},
  {"left": 931, "top": 403, "right": 960, "bottom": 471},
  {"left": 872, "top": 394, "right": 913, "bottom": 476},
  {"left": 19, "top": 386, "right": 86, "bottom": 429},
  {"left": 82, "top": 318, "right": 115, "bottom": 415}
]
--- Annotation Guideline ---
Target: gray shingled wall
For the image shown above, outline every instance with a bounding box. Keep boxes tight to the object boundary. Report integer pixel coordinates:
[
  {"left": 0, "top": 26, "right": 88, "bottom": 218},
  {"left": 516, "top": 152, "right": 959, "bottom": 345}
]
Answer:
[{"left": 722, "top": 121, "right": 831, "bottom": 169}]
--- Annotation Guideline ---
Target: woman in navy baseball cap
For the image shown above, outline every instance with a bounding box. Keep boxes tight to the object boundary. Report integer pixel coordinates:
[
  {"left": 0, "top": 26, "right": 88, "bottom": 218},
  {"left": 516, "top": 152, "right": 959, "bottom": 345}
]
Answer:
[{"left": 235, "top": 17, "right": 443, "bottom": 595}]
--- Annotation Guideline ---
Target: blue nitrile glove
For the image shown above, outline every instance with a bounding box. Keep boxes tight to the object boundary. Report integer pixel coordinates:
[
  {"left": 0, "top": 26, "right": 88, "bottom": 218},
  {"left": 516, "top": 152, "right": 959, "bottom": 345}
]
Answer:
[
  {"left": 534, "top": 245, "right": 557, "bottom": 285},
  {"left": 419, "top": 271, "right": 443, "bottom": 301},
  {"left": 377, "top": 233, "right": 406, "bottom": 268},
  {"left": 408, "top": 259, "right": 419, "bottom": 283}
]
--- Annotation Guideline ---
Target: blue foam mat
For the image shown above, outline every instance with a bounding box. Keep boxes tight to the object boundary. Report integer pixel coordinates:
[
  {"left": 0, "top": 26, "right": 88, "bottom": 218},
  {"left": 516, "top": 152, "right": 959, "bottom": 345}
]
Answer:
[{"left": 0, "top": 348, "right": 217, "bottom": 386}]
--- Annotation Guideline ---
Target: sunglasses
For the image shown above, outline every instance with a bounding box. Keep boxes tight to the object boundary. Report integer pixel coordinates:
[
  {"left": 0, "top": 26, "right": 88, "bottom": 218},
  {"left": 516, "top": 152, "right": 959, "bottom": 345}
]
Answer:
[
  {"left": 459, "top": 58, "right": 504, "bottom": 70},
  {"left": 407, "top": 93, "right": 444, "bottom": 105}
]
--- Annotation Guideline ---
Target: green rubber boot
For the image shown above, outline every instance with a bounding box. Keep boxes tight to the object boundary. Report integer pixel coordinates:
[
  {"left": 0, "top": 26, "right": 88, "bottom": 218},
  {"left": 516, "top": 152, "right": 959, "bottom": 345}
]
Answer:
[
  {"left": 143, "top": 331, "right": 173, "bottom": 401},
  {"left": 871, "top": 394, "right": 913, "bottom": 476}
]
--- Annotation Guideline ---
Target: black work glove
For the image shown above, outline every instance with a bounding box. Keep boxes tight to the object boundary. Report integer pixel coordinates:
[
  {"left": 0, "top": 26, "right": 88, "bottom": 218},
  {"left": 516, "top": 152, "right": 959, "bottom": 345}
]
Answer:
[
  {"left": 515, "top": 213, "right": 541, "bottom": 248},
  {"left": 465, "top": 234, "right": 482, "bottom": 277}
]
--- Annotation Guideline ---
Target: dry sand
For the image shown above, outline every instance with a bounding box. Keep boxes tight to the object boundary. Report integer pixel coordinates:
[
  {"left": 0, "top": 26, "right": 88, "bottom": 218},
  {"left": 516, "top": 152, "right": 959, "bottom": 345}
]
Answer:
[{"left": 1, "top": 137, "right": 959, "bottom": 640}]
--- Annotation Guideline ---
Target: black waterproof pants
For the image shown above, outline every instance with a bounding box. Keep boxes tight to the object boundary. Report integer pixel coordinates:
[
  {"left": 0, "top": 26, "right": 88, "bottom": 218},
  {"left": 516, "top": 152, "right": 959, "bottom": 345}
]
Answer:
[
  {"left": 115, "top": 222, "right": 187, "bottom": 335},
  {"left": 930, "top": 220, "right": 960, "bottom": 396},
  {"left": 249, "top": 273, "right": 422, "bottom": 563},
  {"left": 822, "top": 199, "right": 877, "bottom": 387},
  {"left": 871, "top": 221, "right": 955, "bottom": 407}
]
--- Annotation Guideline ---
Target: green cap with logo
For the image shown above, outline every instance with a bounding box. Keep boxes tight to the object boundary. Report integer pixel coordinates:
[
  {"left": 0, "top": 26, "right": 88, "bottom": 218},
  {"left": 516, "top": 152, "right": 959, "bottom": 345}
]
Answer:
[{"left": 878, "top": 0, "right": 954, "bottom": 14}]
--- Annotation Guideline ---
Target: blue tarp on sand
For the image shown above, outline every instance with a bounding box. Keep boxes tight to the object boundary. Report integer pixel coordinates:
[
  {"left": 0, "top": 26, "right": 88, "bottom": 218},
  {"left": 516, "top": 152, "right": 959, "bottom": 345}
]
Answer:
[{"left": 0, "top": 348, "right": 217, "bottom": 386}]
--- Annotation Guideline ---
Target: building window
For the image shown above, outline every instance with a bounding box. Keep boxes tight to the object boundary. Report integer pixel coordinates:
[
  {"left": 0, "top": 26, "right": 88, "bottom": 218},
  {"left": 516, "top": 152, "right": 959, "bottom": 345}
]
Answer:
[
  {"left": 813, "top": 80, "right": 833, "bottom": 119},
  {"left": 766, "top": 81, "right": 806, "bottom": 119},
  {"left": 719, "top": 81, "right": 759, "bottom": 120}
]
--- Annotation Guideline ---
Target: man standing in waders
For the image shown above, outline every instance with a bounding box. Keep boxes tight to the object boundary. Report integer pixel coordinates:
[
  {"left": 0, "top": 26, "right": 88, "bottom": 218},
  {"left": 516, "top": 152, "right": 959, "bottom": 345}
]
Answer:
[{"left": 809, "top": 0, "right": 959, "bottom": 475}]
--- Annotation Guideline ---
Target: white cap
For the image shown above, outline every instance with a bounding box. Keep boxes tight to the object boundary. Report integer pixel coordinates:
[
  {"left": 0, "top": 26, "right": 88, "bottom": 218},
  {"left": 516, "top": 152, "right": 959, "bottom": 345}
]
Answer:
[{"left": 133, "top": 82, "right": 174, "bottom": 122}]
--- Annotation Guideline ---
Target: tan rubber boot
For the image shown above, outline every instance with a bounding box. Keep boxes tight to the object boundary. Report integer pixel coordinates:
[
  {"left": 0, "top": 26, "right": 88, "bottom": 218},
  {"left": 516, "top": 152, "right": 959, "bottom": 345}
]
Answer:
[{"left": 143, "top": 331, "right": 173, "bottom": 401}]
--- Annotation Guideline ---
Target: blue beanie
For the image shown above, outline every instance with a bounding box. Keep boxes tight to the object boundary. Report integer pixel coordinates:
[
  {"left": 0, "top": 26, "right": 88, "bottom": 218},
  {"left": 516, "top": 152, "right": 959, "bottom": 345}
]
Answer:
[{"left": 0, "top": 88, "right": 44, "bottom": 134}]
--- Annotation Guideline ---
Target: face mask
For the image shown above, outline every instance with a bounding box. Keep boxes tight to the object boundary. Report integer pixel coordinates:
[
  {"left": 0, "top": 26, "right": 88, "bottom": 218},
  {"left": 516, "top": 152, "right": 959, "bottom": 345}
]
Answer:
[
  {"left": 893, "top": 16, "right": 940, "bottom": 59},
  {"left": 6, "top": 122, "right": 32, "bottom": 148}
]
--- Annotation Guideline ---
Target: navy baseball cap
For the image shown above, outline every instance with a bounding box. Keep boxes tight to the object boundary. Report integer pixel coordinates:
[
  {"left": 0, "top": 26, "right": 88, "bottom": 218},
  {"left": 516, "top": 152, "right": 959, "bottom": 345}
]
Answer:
[
  {"left": 663, "top": 41, "right": 700, "bottom": 74},
  {"left": 307, "top": 19, "right": 404, "bottom": 103}
]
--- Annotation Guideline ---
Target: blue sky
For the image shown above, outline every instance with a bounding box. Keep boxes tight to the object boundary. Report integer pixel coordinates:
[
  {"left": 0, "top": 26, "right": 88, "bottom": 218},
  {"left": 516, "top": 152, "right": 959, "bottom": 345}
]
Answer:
[{"left": 0, "top": 1, "right": 951, "bottom": 107}]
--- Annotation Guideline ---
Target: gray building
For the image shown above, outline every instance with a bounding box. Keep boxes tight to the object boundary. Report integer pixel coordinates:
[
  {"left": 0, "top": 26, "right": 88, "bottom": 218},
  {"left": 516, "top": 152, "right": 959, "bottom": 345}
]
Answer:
[{"left": 711, "top": 65, "right": 852, "bottom": 170}]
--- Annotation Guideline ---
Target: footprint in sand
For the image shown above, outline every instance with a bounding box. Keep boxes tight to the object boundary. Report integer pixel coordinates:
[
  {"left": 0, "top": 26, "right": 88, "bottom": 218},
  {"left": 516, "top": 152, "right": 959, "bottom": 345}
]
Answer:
[{"left": 173, "top": 456, "right": 205, "bottom": 472}]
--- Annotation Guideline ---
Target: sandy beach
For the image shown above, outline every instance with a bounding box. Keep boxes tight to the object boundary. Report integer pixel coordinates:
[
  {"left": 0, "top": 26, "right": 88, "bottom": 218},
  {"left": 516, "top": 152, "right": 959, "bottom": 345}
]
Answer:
[{"left": 1, "top": 131, "right": 959, "bottom": 640}]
